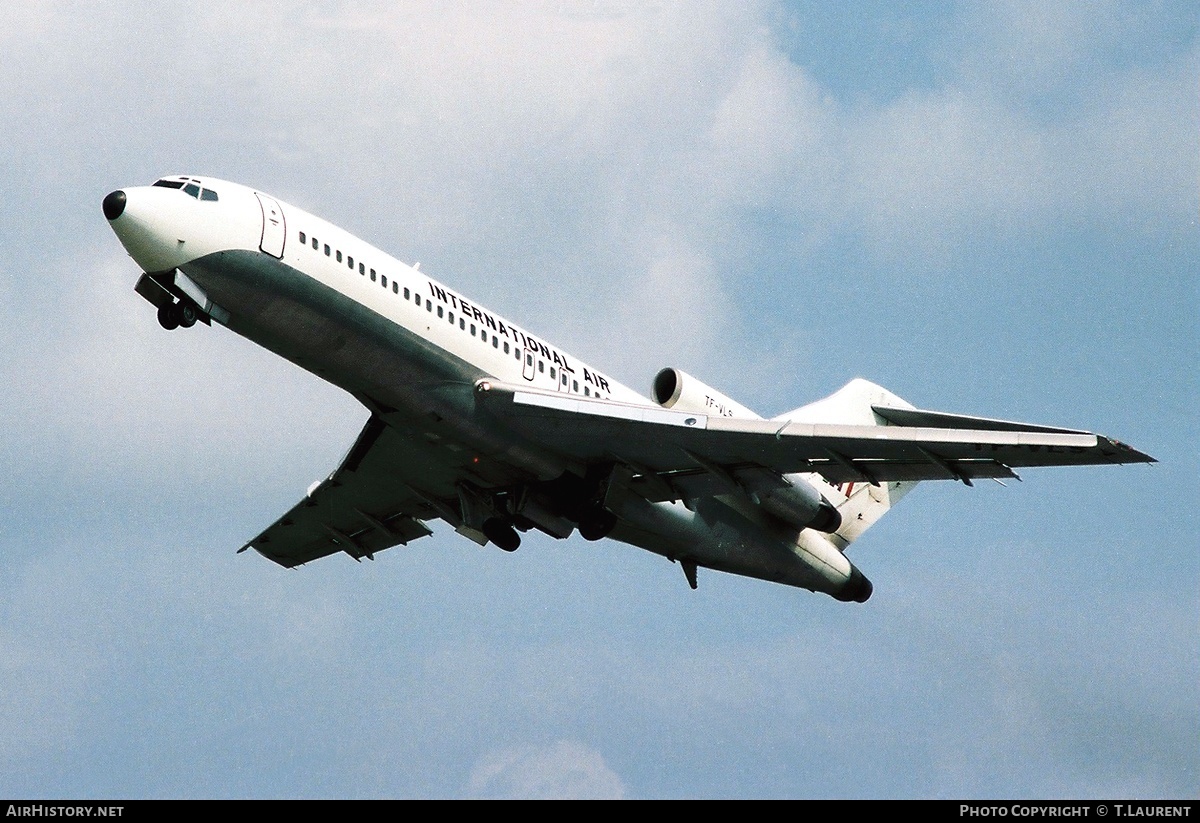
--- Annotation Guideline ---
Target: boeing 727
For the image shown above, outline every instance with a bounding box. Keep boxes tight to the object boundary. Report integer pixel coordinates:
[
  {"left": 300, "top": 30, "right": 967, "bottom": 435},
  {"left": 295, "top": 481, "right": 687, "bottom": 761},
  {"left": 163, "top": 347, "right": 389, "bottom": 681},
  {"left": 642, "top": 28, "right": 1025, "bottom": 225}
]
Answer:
[{"left": 102, "top": 176, "right": 1154, "bottom": 602}]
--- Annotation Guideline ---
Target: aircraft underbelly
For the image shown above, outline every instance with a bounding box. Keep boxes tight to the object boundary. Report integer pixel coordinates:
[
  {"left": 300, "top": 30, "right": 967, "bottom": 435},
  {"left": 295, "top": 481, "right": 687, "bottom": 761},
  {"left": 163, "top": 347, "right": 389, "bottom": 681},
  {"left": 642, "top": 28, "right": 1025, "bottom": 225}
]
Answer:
[{"left": 607, "top": 492, "right": 855, "bottom": 595}]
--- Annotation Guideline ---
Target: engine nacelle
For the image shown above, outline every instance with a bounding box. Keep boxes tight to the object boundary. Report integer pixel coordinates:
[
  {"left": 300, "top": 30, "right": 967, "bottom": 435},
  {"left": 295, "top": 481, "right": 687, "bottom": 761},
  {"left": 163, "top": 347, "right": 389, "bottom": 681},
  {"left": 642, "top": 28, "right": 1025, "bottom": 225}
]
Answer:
[
  {"left": 756, "top": 475, "right": 843, "bottom": 535},
  {"left": 651, "top": 368, "right": 841, "bottom": 534},
  {"left": 652, "top": 367, "right": 761, "bottom": 419}
]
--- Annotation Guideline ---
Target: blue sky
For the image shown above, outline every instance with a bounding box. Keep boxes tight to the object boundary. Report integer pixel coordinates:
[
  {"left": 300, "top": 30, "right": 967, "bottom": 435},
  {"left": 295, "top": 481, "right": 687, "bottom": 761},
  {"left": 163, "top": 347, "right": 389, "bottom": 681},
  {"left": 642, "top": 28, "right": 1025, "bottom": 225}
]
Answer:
[{"left": 0, "top": 0, "right": 1196, "bottom": 798}]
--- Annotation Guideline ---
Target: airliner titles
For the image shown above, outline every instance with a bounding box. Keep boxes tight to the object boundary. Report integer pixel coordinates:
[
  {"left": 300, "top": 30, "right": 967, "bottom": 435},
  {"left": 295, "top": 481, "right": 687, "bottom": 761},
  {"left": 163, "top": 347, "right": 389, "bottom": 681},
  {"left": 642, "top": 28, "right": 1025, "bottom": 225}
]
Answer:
[{"left": 427, "top": 280, "right": 611, "bottom": 392}]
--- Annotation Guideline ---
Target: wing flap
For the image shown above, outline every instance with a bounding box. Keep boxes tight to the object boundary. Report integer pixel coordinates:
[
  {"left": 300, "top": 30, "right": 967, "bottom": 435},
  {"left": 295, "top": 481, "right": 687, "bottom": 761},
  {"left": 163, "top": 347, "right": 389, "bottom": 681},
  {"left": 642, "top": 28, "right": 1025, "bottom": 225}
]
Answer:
[
  {"left": 242, "top": 476, "right": 434, "bottom": 567},
  {"left": 625, "top": 458, "right": 1019, "bottom": 500}
]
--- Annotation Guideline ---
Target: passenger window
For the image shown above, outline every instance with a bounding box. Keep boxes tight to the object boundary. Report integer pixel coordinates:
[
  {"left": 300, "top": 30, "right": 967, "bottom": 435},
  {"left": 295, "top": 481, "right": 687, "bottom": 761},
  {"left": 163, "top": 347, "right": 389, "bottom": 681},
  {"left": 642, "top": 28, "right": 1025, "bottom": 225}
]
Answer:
[
  {"left": 348, "top": 256, "right": 354, "bottom": 269},
  {"left": 324, "top": 244, "right": 331, "bottom": 256},
  {"left": 526, "top": 354, "right": 533, "bottom": 366},
  {"left": 493, "top": 337, "right": 498, "bottom": 348},
  {"left": 437, "top": 306, "right": 444, "bottom": 318},
  {"left": 370, "top": 270, "right": 376, "bottom": 282},
  {"left": 359, "top": 262, "right": 365, "bottom": 275},
  {"left": 460, "top": 318, "right": 465, "bottom": 330},
  {"left": 312, "top": 237, "right": 318, "bottom": 250},
  {"left": 426, "top": 299, "right": 432, "bottom": 311},
  {"left": 503, "top": 342, "right": 509, "bottom": 354},
  {"left": 538, "top": 361, "right": 545, "bottom": 373},
  {"left": 392, "top": 282, "right": 398, "bottom": 294},
  {"left": 573, "top": 380, "right": 579, "bottom": 391},
  {"left": 336, "top": 250, "right": 342, "bottom": 262},
  {"left": 404, "top": 287, "right": 410, "bottom": 299},
  {"left": 562, "top": 373, "right": 568, "bottom": 385},
  {"left": 470, "top": 324, "right": 476, "bottom": 336},
  {"left": 449, "top": 312, "right": 455, "bottom": 323},
  {"left": 299, "top": 232, "right": 306, "bottom": 244},
  {"left": 382, "top": 275, "right": 388, "bottom": 288},
  {"left": 550, "top": 367, "right": 557, "bottom": 379}
]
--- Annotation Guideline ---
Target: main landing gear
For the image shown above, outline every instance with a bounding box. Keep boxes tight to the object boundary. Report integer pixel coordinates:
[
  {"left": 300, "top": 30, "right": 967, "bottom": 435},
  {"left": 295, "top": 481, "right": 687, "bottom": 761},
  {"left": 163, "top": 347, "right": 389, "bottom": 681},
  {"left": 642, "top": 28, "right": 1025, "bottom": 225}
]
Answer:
[
  {"left": 482, "top": 517, "right": 522, "bottom": 552},
  {"left": 157, "top": 299, "right": 200, "bottom": 330},
  {"left": 480, "top": 508, "right": 613, "bottom": 553},
  {"left": 577, "top": 508, "right": 617, "bottom": 542}
]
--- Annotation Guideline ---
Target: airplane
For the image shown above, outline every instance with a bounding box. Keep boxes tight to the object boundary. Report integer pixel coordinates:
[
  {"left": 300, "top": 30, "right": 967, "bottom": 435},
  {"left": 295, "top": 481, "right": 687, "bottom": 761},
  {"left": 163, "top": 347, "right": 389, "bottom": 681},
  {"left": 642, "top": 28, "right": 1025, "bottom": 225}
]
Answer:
[{"left": 102, "top": 175, "right": 1155, "bottom": 603}]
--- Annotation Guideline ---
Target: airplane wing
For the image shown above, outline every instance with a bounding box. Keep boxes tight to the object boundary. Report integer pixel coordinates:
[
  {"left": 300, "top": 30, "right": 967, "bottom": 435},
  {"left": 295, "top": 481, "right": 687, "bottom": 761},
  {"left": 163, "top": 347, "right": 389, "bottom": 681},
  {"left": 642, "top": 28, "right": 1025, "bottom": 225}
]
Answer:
[
  {"left": 240, "top": 415, "right": 503, "bottom": 567},
  {"left": 472, "top": 381, "right": 1154, "bottom": 494},
  {"left": 243, "top": 380, "right": 1152, "bottom": 567}
]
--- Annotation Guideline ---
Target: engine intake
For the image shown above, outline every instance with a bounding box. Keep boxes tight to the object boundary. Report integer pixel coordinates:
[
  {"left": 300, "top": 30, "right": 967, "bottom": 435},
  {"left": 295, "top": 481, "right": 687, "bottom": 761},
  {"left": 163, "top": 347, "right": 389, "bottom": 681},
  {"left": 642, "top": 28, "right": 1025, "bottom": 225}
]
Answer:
[{"left": 652, "top": 367, "right": 761, "bottom": 419}]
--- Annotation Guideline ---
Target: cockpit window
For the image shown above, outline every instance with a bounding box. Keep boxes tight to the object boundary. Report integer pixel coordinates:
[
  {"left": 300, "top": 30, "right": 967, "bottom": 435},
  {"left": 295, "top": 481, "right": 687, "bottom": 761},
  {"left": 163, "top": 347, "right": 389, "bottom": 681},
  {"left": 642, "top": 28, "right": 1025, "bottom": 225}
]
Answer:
[{"left": 151, "top": 177, "right": 217, "bottom": 201}]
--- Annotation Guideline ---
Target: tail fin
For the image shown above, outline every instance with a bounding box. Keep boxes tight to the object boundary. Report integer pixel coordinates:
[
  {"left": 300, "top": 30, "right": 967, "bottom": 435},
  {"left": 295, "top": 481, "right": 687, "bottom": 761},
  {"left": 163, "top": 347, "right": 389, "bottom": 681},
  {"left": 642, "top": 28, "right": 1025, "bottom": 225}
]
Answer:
[{"left": 774, "top": 378, "right": 920, "bottom": 551}]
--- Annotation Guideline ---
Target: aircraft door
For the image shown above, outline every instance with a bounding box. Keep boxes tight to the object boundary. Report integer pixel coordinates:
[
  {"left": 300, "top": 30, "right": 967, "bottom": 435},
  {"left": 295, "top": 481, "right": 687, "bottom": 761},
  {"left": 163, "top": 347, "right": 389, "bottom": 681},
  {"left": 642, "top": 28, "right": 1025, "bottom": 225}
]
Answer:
[
  {"left": 255, "top": 192, "right": 286, "bottom": 258},
  {"left": 522, "top": 349, "right": 536, "bottom": 381}
]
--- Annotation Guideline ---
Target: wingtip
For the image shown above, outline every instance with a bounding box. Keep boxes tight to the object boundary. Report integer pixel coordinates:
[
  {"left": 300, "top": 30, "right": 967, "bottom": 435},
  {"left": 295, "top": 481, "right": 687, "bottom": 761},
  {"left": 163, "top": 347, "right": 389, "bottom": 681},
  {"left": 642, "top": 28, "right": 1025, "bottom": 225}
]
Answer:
[{"left": 1097, "top": 435, "right": 1156, "bottom": 465}]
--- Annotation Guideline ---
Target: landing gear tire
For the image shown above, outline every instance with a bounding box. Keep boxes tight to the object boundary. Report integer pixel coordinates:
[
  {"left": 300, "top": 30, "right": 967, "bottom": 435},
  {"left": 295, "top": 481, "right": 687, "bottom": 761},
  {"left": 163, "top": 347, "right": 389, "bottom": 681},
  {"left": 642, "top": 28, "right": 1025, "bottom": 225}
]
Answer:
[
  {"left": 482, "top": 518, "right": 521, "bottom": 552},
  {"left": 178, "top": 301, "right": 198, "bottom": 328},
  {"left": 157, "top": 302, "right": 180, "bottom": 330},
  {"left": 578, "top": 508, "right": 617, "bottom": 541}
]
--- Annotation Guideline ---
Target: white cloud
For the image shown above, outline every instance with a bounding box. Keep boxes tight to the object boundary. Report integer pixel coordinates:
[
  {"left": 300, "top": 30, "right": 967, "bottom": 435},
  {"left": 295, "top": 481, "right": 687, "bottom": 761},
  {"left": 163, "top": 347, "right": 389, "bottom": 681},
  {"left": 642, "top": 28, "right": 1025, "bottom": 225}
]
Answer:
[{"left": 467, "top": 739, "right": 626, "bottom": 799}]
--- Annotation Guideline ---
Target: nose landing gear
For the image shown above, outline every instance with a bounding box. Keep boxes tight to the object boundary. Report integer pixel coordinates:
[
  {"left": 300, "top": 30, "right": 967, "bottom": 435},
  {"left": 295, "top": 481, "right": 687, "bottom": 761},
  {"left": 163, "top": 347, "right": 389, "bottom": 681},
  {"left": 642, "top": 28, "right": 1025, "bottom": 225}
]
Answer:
[{"left": 157, "top": 299, "right": 201, "bottom": 330}]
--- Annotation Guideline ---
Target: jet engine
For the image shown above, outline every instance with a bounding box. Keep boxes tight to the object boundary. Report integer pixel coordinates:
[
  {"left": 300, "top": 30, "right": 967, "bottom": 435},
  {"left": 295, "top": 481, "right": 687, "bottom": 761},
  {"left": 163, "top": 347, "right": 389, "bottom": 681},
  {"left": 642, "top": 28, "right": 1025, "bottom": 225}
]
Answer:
[
  {"left": 651, "top": 367, "right": 841, "bottom": 534},
  {"left": 652, "top": 367, "right": 762, "bottom": 419}
]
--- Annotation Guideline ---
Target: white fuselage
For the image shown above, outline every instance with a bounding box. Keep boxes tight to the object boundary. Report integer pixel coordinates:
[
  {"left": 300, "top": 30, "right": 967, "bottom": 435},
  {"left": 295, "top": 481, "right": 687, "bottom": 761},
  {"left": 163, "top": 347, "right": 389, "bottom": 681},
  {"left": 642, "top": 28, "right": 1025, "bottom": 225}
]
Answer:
[
  {"left": 110, "top": 177, "right": 644, "bottom": 406},
  {"left": 104, "top": 175, "right": 870, "bottom": 601}
]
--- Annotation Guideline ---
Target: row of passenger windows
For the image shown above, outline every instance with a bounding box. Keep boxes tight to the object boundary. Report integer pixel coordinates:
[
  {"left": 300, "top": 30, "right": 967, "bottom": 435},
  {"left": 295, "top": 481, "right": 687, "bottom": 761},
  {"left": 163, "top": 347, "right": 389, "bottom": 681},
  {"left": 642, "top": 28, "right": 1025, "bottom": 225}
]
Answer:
[{"left": 295, "top": 230, "right": 599, "bottom": 397}]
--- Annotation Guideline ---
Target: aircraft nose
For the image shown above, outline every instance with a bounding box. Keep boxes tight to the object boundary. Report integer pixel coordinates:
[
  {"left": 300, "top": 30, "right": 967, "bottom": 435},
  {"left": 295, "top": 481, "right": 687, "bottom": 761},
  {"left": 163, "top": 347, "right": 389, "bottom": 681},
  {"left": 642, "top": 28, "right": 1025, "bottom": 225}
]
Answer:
[{"left": 102, "top": 190, "right": 127, "bottom": 220}]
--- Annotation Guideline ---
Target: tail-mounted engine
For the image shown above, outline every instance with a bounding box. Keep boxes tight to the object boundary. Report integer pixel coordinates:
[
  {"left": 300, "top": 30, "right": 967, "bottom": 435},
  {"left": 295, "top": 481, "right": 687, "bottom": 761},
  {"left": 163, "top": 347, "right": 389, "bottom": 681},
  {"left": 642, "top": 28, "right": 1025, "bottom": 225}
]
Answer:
[
  {"left": 651, "top": 367, "right": 841, "bottom": 535},
  {"left": 652, "top": 367, "right": 762, "bottom": 420}
]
